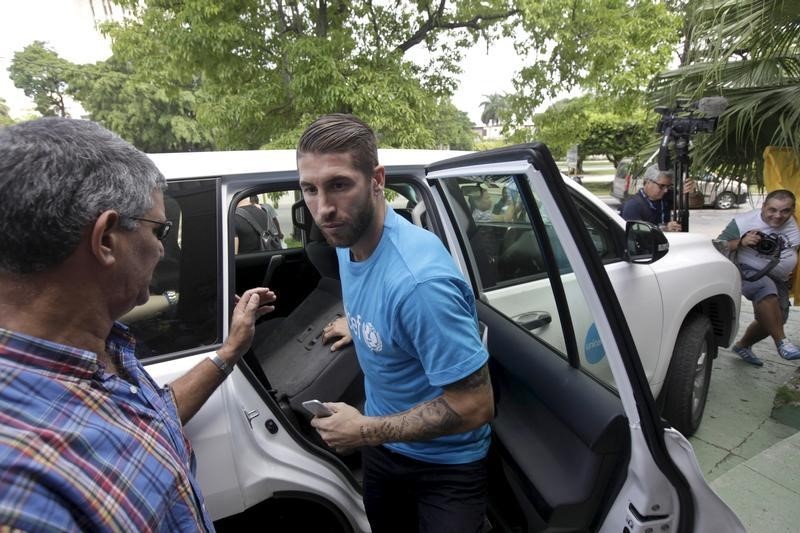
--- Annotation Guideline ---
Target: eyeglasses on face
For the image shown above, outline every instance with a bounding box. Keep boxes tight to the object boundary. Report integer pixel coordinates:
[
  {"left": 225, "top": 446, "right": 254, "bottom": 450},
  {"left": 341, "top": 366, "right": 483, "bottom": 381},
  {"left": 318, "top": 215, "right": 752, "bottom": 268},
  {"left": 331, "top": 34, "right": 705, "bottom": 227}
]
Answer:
[
  {"left": 129, "top": 217, "right": 173, "bottom": 241},
  {"left": 647, "top": 179, "right": 672, "bottom": 191}
]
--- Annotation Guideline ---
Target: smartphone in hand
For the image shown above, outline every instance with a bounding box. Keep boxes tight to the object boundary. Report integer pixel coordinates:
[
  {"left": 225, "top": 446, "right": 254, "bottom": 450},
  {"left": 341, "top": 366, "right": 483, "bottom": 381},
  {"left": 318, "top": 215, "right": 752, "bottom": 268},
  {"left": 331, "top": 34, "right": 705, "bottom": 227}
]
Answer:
[{"left": 302, "top": 399, "right": 333, "bottom": 418}]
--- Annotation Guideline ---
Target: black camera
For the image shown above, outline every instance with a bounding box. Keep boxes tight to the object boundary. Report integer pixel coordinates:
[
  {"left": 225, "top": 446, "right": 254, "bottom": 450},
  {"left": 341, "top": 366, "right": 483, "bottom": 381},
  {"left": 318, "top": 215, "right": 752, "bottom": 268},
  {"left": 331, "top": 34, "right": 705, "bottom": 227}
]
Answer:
[
  {"left": 654, "top": 97, "right": 727, "bottom": 172},
  {"left": 753, "top": 231, "right": 782, "bottom": 255}
]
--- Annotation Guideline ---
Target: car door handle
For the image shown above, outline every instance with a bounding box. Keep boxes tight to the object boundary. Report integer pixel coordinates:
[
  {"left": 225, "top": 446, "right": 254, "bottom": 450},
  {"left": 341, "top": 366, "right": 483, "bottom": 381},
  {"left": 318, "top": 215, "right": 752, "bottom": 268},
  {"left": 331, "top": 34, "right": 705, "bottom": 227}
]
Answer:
[{"left": 514, "top": 311, "right": 552, "bottom": 330}]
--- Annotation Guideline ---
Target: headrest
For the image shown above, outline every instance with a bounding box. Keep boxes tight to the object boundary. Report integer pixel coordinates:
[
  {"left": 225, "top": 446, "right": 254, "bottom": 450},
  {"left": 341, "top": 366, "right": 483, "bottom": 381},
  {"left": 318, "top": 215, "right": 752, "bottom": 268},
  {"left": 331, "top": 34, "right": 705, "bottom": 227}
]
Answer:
[
  {"left": 291, "top": 199, "right": 312, "bottom": 238},
  {"left": 292, "top": 199, "right": 340, "bottom": 279}
]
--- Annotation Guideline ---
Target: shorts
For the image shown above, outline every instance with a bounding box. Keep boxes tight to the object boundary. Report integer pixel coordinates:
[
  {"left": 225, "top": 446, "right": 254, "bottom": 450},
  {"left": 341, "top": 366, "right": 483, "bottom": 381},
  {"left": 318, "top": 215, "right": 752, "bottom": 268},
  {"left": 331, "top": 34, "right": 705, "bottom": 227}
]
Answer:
[{"left": 740, "top": 270, "right": 790, "bottom": 323}]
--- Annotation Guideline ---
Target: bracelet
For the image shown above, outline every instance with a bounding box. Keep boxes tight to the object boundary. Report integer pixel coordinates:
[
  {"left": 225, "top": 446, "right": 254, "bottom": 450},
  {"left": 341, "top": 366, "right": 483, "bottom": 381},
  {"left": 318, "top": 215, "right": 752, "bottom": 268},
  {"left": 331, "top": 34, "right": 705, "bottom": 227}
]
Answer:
[
  {"left": 209, "top": 354, "right": 234, "bottom": 377},
  {"left": 164, "top": 290, "right": 178, "bottom": 306}
]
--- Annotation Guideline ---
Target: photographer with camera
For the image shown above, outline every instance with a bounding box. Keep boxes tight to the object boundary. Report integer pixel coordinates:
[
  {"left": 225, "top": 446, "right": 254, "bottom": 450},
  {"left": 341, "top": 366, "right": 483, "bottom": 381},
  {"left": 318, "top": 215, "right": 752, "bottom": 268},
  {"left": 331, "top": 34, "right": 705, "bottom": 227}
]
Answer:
[
  {"left": 719, "top": 189, "right": 800, "bottom": 366},
  {"left": 620, "top": 165, "right": 693, "bottom": 231}
]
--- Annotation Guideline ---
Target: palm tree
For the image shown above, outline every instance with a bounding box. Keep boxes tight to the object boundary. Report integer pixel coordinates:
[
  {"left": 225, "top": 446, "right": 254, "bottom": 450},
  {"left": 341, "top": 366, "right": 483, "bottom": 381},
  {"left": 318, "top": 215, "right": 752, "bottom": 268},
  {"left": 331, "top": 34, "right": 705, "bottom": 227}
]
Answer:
[
  {"left": 480, "top": 94, "right": 507, "bottom": 126},
  {"left": 650, "top": 0, "right": 800, "bottom": 185}
]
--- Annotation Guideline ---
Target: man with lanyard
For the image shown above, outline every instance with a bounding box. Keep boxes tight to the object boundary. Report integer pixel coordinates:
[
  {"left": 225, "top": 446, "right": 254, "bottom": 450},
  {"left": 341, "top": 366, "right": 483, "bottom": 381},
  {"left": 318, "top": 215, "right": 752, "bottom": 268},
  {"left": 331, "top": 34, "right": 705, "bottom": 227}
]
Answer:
[{"left": 621, "top": 165, "right": 684, "bottom": 231}]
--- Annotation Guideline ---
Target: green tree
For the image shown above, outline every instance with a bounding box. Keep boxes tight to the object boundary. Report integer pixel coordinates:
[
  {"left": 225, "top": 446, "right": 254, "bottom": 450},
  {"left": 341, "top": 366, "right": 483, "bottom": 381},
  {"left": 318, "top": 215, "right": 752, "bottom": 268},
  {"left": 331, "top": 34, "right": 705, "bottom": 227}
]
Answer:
[
  {"left": 430, "top": 99, "right": 475, "bottom": 150},
  {"left": 0, "top": 98, "right": 14, "bottom": 126},
  {"left": 104, "top": 0, "right": 521, "bottom": 149},
  {"left": 532, "top": 95, "right": 653, "bottom": 166},
  {"left": 650, "top": 0, "right": 800, "bottom": 184},
  {"left": 480, "top": 94, "right": 507, "bottom": 126},
  {"left": 505, "top": 0, "right": 681, "bottom": 125},
  {"left": 68, "top": 58, "right": 213, "bottom": 153},
  {"left": 8, "top": 41, "right": 73, "bottom": 117},
  {"left": 530, "top": 97, "right": 591, "bottom": 158},
  {"left": 579, "top": 114, "right": 652, "bottom": 168}
]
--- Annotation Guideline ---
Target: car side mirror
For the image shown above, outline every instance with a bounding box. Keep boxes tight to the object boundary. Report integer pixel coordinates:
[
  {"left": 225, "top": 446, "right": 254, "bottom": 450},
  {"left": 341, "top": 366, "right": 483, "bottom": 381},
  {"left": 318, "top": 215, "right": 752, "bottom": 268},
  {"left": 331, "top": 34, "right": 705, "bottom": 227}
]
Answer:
[{"left": 624, "top": 221, "right": 669, "bottom": 264}]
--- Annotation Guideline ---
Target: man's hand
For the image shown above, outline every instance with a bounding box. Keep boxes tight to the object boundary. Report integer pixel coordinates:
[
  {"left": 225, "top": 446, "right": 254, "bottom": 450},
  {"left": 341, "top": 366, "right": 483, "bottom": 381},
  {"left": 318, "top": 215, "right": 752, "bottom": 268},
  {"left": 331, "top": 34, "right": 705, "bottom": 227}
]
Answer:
[
  {"left": 170, "top": 287, "right": 275, "bottom": 424},
  {"left": 310, "top": 364, "right": 494, "bottom": 453},
  {"left": 664, "top": 221, "right": 682, "bottom": 232},
  {"left": 218, "top": 288, "right": 276, "bottom": 362},
  {"left": 322, "top": 316, "right": 352, "bottom": 351},
  {"left": 741, "top": 230, "right": 761, "bottom": 248},
  {"left": 310, "top": 402, "right": 365, "bottom": 453}
]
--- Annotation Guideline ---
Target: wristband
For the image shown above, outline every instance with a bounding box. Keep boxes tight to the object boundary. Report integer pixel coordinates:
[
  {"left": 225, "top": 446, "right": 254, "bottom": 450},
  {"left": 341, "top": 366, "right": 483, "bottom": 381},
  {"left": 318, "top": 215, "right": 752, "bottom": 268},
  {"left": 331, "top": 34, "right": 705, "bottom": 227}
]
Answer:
[
  {"left": 164, "top": 290, "right": 178, "bottom": 306},
  {"left": 209, "top": 354, "right": 234, "bottom": 377}
]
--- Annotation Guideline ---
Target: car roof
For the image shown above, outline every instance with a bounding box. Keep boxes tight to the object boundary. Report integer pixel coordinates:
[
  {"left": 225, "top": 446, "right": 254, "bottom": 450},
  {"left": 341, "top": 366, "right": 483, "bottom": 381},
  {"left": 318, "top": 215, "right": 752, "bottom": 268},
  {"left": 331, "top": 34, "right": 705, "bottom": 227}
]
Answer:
[{"left": 148, "top": 148, "right": 471, "bottom": 180}]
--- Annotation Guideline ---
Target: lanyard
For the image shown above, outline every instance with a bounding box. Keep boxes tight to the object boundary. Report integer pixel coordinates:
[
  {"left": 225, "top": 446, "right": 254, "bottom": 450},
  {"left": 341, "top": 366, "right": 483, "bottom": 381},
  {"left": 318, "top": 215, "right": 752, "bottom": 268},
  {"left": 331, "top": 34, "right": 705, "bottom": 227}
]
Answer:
[{"left": 640, "top": 189, "right": 666, "bottom": 225}]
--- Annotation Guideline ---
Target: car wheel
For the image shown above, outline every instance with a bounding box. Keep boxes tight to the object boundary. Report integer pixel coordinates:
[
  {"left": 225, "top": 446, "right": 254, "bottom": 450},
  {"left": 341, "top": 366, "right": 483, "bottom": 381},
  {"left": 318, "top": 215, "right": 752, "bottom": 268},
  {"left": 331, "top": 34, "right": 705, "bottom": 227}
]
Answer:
[
  {"left": 661, "top": 314, "right": 715, "bottom": 437},
  {"left": 715, "top": 191, "right": 737, "bottom": 210}
]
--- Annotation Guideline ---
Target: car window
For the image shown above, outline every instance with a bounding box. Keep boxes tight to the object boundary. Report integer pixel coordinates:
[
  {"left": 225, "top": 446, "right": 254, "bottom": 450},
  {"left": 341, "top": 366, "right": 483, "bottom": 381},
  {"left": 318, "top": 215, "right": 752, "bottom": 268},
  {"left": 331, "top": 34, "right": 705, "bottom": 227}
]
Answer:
[
  {"left": 234, "top": 191, "right": 300, "bottom": 252},
  {"left": 123, "top": 179, "right": 221, "bottom": 359},
  {"left": 440, "top": 174, "right": 618, "bottom": 388},
  {"left": 570, "top": 191, "right": 621, "bottom": 262}
]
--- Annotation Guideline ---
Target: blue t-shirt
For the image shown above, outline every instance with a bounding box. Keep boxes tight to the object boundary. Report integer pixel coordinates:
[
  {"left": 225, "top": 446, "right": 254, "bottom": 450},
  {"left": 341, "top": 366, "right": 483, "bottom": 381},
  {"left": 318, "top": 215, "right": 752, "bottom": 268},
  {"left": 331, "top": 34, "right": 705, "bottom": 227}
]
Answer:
[{"left": 337, "top": 208, "right": 490, "bottom": 464}]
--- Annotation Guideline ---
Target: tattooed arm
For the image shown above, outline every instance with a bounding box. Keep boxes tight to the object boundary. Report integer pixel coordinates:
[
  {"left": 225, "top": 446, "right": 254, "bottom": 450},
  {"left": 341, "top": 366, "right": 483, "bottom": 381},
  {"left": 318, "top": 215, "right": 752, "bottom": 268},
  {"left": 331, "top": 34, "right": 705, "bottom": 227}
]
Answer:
[{"left": 310, "top": 363, "right": 494, "bottom": 451}]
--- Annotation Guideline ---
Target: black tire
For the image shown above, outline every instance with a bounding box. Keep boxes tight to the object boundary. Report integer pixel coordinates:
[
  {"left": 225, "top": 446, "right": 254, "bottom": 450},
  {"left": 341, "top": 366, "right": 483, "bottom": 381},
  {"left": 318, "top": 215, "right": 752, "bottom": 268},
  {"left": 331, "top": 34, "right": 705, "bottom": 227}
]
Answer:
[
  {"left": 715, "top": 191, "right": 737, "bottom": 210},
  {"left": 661, "top": 314, "right": 716, "bottom": 436}
]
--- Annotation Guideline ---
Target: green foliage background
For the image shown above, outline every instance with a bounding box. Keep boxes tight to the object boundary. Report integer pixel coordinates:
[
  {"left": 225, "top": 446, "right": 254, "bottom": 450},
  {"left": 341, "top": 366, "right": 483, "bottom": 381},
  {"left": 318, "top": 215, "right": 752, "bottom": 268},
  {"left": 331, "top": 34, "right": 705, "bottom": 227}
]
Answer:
[{"left": 5, "top": 1, "right": 796, "bottom": 187}]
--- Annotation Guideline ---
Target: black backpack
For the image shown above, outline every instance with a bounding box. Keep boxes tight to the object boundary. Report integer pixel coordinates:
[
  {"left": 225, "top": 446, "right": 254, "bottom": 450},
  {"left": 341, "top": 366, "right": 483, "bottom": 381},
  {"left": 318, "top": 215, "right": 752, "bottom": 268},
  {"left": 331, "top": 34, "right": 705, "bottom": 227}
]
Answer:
[{"left": 236, "top": 207, "right": 281, "bottom": 251}]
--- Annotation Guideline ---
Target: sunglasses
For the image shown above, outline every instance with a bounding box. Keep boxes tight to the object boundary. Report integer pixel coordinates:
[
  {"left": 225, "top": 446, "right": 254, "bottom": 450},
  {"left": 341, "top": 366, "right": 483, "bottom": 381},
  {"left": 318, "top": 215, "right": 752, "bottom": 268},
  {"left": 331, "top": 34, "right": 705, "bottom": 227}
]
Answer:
[{"left": 130, "top": 217, "right": 173, "bottom": 241}]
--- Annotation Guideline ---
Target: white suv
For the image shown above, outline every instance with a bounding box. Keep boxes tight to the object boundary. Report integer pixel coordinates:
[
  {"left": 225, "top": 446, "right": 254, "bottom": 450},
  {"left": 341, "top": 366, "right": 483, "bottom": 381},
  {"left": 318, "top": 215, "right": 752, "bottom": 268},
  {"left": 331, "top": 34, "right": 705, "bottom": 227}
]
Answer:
[{"left": 131, "top": 145, "right": 743, "bottom": 531}]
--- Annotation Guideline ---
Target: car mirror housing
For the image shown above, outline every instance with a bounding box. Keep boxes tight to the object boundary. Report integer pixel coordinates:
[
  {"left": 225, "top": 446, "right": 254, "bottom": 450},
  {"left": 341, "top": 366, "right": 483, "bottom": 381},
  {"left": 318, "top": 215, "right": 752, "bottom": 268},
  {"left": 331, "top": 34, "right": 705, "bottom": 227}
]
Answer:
[{"left": 624, "top": 220, "right": 669, "bottom": 264}]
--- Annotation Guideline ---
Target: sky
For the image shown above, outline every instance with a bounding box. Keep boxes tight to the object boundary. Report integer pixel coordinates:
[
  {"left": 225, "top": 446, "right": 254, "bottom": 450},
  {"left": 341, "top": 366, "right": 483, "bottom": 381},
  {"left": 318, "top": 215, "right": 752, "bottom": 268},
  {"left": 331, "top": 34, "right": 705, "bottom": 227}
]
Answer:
[{"left": 0, "top": 0, "right": 523, "bottom": 125}]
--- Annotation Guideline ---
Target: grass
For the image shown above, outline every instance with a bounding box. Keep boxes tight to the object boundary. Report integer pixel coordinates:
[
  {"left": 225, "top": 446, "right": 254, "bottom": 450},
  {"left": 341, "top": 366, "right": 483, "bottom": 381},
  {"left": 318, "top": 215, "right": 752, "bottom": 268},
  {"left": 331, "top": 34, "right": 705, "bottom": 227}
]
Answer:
[
  {"left": 774, "top": 378, "right": 800, "bottom": 408},
  {"left": 580, "top": 167, "right": 616, "bottom": 176},
  {"left": 580, "top": 181, "right": 613, "bottom": 195}
]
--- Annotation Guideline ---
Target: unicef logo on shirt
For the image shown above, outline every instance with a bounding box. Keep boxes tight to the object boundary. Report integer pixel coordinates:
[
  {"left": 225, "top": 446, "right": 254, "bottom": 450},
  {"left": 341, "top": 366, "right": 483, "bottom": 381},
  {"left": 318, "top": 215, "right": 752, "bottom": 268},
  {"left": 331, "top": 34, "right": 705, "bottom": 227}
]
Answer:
[{"left": 362, "top": 322, "right": 382, "bottom": 352}]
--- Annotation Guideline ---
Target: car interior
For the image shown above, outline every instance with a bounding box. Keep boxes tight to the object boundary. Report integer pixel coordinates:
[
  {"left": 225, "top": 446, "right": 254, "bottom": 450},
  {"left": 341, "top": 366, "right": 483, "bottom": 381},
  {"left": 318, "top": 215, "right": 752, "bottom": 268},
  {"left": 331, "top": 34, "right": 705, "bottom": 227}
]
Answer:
[{"left": 231, "top": 176, "right": 632, "bottom": 532}]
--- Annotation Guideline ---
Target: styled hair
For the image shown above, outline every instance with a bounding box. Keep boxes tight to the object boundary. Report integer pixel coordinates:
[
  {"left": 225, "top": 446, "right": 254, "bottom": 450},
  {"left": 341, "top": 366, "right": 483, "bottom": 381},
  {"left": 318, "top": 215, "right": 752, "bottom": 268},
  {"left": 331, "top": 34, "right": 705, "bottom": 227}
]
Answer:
[
  {"left": 0, "top": 117, "right": 166, "bottom": 274},
  {"left": 643, "top": 164, "right": 674, "bottom": 183},
  {"left": 296, "top": 113, "right": 379, "bottom": 179}
]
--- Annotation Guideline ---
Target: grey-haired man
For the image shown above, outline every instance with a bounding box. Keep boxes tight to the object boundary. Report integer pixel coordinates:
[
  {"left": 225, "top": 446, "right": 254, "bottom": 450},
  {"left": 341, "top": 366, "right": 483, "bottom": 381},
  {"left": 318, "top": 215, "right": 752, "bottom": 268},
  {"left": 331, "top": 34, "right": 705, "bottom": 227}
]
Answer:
[{"left": 0, "top": 118, "right": 275, "bottom": 530}]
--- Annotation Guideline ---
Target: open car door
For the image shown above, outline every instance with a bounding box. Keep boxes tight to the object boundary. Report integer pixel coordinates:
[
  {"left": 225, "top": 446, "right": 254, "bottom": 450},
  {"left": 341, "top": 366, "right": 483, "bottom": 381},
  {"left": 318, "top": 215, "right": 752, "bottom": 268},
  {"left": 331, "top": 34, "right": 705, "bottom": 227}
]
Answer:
[{"left": 424, "top": 143, "right": 744, "bottom": 532}]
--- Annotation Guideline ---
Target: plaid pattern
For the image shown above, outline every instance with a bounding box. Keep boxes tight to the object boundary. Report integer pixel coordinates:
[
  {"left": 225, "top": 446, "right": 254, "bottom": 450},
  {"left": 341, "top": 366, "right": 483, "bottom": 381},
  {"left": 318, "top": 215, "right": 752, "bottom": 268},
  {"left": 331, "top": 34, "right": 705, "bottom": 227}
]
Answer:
[{"left": 0, "top": 324, "right": 214, "bottom": 532}]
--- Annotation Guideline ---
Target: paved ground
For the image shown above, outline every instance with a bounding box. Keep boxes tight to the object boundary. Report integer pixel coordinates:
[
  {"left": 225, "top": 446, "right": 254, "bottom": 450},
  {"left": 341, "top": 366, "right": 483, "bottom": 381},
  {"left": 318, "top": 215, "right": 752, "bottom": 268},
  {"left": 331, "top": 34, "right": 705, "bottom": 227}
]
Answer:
[
  {"left": 692, "top": 302, "right": 799, "bottom": 482},
  {"left": 597, "top": 188, "right": 800, "bottom": 531}
]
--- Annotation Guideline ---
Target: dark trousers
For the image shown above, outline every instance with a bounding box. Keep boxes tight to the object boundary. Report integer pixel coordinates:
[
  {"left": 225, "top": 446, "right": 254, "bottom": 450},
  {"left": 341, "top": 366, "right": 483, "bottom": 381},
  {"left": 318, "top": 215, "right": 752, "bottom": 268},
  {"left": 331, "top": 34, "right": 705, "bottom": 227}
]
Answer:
[{"left": 361, "top": 444, "right": 488, "bottom": 533}]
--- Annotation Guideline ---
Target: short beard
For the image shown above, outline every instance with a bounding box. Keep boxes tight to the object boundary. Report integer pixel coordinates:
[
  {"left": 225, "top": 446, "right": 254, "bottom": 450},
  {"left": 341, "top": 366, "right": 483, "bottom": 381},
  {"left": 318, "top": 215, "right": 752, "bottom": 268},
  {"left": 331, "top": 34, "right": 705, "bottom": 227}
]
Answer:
[{"left": 322, "top": 192, "right": 376, "bottom": 248}]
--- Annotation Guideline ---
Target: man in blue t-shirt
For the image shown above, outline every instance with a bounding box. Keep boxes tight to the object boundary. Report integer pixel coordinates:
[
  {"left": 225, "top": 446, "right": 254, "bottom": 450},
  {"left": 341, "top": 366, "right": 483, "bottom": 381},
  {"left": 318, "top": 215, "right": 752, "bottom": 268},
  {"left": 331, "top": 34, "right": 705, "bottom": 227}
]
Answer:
[{"left": 297, "top": 113, "right": 494, "bottom": 533}]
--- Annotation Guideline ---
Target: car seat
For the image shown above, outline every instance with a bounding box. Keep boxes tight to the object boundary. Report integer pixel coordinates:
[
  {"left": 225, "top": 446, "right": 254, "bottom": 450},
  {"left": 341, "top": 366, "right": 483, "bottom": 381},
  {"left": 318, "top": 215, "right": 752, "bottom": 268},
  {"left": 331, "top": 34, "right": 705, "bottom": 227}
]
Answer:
[{"left": 251, "top": 201, "right": 364, "bottom": 419}]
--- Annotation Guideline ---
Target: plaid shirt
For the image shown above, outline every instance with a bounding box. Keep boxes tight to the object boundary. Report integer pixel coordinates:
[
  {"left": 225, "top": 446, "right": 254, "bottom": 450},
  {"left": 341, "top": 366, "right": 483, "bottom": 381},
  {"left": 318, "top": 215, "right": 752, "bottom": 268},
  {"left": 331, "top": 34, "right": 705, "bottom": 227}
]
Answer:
[{"left": 0, "top": 324, "right": 214, "bottom": 532}]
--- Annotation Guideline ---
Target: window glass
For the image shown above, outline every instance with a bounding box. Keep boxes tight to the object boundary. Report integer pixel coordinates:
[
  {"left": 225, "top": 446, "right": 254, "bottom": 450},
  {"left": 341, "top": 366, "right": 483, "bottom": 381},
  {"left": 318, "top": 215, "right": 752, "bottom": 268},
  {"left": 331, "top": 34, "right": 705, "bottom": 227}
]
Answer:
[
  {"left": 570, "top": 192, "right": 620, "bottom": 262},
  {"left": 234, "top": 191, "right": 302, "bottom": 253},
  {"left": 123, "top": 179, "right": 220, "bottom": 358},
  {"left": 441, "top": 173, "right": 617, "bottom": 389}
]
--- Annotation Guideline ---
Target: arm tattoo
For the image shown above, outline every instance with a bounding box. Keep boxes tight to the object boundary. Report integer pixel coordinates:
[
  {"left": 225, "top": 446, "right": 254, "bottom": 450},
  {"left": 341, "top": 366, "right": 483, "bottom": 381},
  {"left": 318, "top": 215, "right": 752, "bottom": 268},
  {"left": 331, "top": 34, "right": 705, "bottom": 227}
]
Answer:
[
  {"left": 364, "top": 397, "right": 462, "bottom": 444},
  {"left": 444, "top": 363, "right": 491, "bottom": 394},
  {"left": 362, "top": 363, "right": 492, "bottom": 445}
]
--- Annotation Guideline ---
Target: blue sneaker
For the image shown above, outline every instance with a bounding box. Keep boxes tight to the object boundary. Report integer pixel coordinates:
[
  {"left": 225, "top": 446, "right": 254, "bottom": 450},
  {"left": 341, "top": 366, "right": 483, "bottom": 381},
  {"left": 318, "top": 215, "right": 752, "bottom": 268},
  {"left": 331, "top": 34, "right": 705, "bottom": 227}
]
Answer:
[
  {"left": 732, "top": 344, "right": 763, "bottom": 366},
  {"left": 776, "top": 339, "right": 800, "bottom": 360}
]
